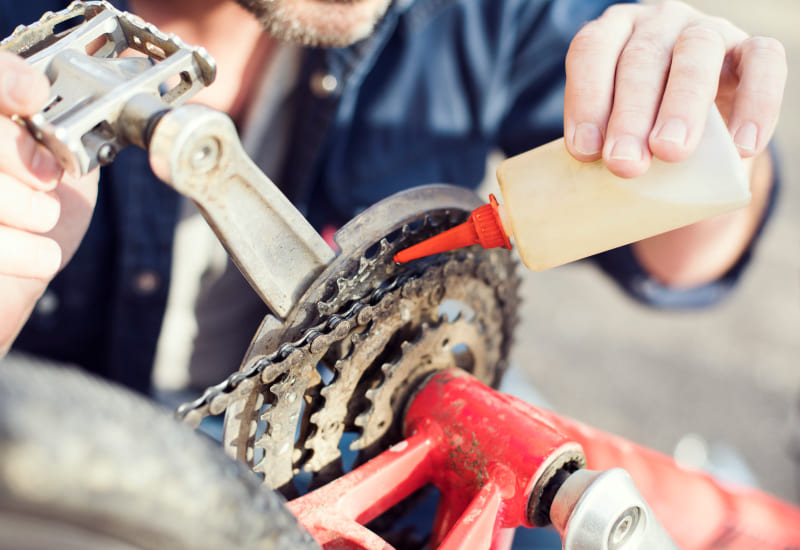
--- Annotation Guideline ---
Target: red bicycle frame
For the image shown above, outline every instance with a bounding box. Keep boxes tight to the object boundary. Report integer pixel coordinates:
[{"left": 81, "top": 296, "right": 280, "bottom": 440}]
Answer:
[{"left": 289, "top": 368, "right": 800, "bottom": 549}]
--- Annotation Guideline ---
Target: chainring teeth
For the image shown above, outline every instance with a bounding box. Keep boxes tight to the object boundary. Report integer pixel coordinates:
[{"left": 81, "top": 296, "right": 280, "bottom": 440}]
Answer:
[
  {"left": 348, "top": 280, "right": 502, "bottom": 448},
  {"left": 350, "top": 318, "right": 491, "bottom": 452},
  {"left": 292, "top": 254, "right": 513, "bottom": 477},
  {"left": 211, "top": 204, "right": 519, "bottom": 496}
]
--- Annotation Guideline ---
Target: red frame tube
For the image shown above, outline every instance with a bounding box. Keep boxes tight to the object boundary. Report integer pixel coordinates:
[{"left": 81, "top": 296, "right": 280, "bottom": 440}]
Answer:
[{"left": 289, "top": 369, "right": 800, "bottom": 549}]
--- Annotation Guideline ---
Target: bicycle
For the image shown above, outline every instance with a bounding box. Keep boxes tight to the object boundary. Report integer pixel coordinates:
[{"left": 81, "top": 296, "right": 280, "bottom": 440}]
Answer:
[{"left": 1, "top": 3, "right": 799, "bottom": 549}]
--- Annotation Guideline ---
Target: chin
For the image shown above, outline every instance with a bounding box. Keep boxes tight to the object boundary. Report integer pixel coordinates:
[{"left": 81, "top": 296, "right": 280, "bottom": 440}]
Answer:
[{"left": 238, "top": 0, "right": 394, "bottom": 47}]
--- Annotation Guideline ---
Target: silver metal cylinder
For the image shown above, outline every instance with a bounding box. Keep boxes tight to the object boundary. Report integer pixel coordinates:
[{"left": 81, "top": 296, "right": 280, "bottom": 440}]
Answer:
[{"left": 550, "top": 469, "right": 679, "bottom": 550}]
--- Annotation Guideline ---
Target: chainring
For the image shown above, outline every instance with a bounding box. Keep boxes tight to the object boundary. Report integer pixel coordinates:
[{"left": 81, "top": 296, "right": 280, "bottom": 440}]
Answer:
[{"left": 180, "top": 185, "right": 520, "bottom": 498}]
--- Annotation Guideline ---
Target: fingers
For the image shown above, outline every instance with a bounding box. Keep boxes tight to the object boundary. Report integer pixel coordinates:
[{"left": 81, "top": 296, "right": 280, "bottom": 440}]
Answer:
[
  {"left": 0, "top": 52, "right": 65, "bottom": 280},
  {"left": 0, "top": 171, "right": 63, "bottom": 281},
  {"left": 0, "top": 116, "right": 63, "bottom": 191},
  {"left": 0, "top": 174, "right": 61, "bottom": 233},
  {"left": 566, "top": 3, "right": 688, "bottom": 177},
  {"left": 0, "top": 50, "right": 50, "bottom": 116},
  {"left": 601, "top": 9, "right": 691, "bottom": 178},
  {"left": 565, "top": 1, "right": 787, "bottom": 178},
  {"left": 0, "top": 225, "right": 62, "bottom": 280},
  {"left": 564, "top": 6, "right": 637, "bottom": 162},
  {"left": 0, "top": 52, "right": 61, "bottom": 191},
  {"left": 726, "top": 36, "right": 787, "bottom": 157},
  {"left": 649, "top": 20, "right": 746, "bottom": 163}
]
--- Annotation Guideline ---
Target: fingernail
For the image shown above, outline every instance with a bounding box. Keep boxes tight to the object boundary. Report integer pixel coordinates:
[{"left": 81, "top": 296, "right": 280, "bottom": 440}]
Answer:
[
  {"left": 734, "top": 122, "right": 758, "bottom": 153},
  {"left": 609, "top": 135, "right": 643, "bottom": 162},
  {"left": 574, "top": 122, "right": 603, "bottom": 155},
  {"left": 30, "top": 192, "right": 61, "bottom": 231},
  {"left": 36, "top": 239, "right": 62, "bottom": 278},
  {"left": 31, "top": 146, "right": 63, "bottom": 184},
  {"left": 655, "top": 118, "right": 687, "bottom": 145},
  {"left": 2, "top": 69, "right": 38, "bottom": 111}
]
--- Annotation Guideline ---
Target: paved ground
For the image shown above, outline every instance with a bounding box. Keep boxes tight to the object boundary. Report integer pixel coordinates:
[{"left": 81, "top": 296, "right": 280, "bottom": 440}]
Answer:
[{"left": 507, "top": 0, "right": 800, "bottom": 503}]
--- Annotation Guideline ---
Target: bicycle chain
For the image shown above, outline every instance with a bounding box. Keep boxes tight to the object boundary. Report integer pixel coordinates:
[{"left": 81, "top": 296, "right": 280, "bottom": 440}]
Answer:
[{"left": 176, "top": 212, "right": 508, "bottom": 424}]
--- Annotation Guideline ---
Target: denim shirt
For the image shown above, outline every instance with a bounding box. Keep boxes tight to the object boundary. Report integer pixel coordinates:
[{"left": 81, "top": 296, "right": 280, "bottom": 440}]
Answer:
[{"left": 3, "top": 0, "right": 773, "bottom": 392}]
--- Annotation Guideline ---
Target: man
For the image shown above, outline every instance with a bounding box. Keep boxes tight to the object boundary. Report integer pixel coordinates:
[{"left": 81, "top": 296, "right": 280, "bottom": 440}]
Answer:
[
  {"left": 0, "top": 0, "right": 786, "bottom": 389},
  {"left": 0, "top": 1, "right": 788, "bottom": 547}
]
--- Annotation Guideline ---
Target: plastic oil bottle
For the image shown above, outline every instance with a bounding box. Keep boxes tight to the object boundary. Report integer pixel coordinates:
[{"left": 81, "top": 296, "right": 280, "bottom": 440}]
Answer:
[{"left": 394, "top": 108, "right": 751, "bottom": 270}]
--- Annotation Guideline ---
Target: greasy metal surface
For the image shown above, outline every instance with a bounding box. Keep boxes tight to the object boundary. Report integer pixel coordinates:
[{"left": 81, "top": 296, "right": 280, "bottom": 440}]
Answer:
[
  {"left": 527, "top": 447, "right": 585, "bottom": 527},
  {"left": 148, "top": 105, "right": 336, "bottom": 318},
  {"left": 212, "top": 185, "right": 520, "bottom": 496},
  {"left": 1, "top": 0, "right": 215, "bottom": 176}
]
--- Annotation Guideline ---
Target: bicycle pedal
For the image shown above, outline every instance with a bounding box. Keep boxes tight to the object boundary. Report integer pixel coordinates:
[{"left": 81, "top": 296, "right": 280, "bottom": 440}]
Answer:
[{"left": 1, "top": 0, "right": 216, "bottom": 176}]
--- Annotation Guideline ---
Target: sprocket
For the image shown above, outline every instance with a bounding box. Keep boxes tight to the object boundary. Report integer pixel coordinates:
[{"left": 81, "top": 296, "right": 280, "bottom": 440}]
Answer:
[{"left": 210, "top": 186, "right": 520, "bottom": 496}]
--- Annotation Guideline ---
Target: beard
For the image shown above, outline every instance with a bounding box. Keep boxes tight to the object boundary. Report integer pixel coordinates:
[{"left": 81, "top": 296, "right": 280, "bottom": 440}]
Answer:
[{"left": 236, "top": 0, "right": 394, "bottom": 47}]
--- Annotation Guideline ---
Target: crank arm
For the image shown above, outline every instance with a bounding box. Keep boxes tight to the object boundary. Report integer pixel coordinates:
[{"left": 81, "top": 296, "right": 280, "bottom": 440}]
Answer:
[{"left": 149, "top": 105, "right": 335, "bottom": 318}]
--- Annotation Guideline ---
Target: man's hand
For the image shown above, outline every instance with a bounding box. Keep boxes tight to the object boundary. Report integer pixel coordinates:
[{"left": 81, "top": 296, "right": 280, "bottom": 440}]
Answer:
[
  {"left": 563, "top": 1, "right": 786, "bottom": 288},
  {"left": 0, "top": 51, "right": 99, "bottom": 353},
  {"left": 564, "top": 0, "right": 786, "bottom": 178}
]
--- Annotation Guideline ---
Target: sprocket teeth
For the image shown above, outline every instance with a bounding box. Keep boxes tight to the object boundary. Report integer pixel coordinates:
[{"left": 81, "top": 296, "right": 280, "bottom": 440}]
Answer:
[
  {"left": 308, "top": 410, "right": 324, "bottom": 426},
  {"left": 378, "top": 238, "right": 392, "bottom": 255},
  {"left": 259, "top": 407, "right": 272, "bottom": 423},
  {"left": 208, "top": 201, "right": 520, "bottom": 497},
  {"left": 353, "top": 411, "right": 370, "bottom": 428},
  {"left": 379, "top": 363, "right": 394, "bottom": 377},
  {"left": 252, "top": 457, "right": 270, "bottom": 474},
  {"left": 255, "top": 432, "right": 272, "bottom": 448},
  {"left": 349, "top": 436, "right": 368, "bottom": 451},
  {"left": 319, "top": 384, "right": 333, "bottom": 398}
]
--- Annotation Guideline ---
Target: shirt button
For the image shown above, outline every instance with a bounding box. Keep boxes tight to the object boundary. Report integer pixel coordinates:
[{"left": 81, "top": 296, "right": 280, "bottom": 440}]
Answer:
[
  {"left": 311, "top": 72, "right": 339, "bottom": 97},
  {"left": 34, "top": 290, "right": 59, "bottom": 316},
  {"left": 133, "top": 270, "right": 161, "bottom": 295}
]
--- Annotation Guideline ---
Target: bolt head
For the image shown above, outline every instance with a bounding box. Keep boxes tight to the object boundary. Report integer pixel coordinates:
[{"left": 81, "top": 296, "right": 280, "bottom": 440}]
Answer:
[
  {"left": 190, "top": 137, "right": 221, "bottom": 173},
  {"left": 609, "top": 506, "right": 641, "bottom": 549},
  {"left": 97, "top": 143, "right": 117, "bottom": 165}
]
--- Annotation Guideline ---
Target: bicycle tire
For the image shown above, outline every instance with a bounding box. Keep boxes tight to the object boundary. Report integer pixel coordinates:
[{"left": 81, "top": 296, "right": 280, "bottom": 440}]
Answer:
[{"left": 0, "top": 357, "right": 319, "bottom": 550}]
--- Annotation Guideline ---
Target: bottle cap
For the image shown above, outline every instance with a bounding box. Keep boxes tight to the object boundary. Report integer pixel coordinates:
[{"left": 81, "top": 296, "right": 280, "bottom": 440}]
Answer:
[{"left": 393, "top": 194, "right": 512, "bottom": 263}]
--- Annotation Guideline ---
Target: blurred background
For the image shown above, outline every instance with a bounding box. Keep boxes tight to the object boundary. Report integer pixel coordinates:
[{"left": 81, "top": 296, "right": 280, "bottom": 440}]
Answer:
[{"left": 507, "top": 0, "right": 800, "bottom": 503}]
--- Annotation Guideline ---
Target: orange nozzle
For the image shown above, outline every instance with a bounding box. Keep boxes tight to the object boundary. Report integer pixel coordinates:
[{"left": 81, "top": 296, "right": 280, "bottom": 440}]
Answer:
[{"left": 393, "top": 194, "right": 512, "bottom": 263}]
